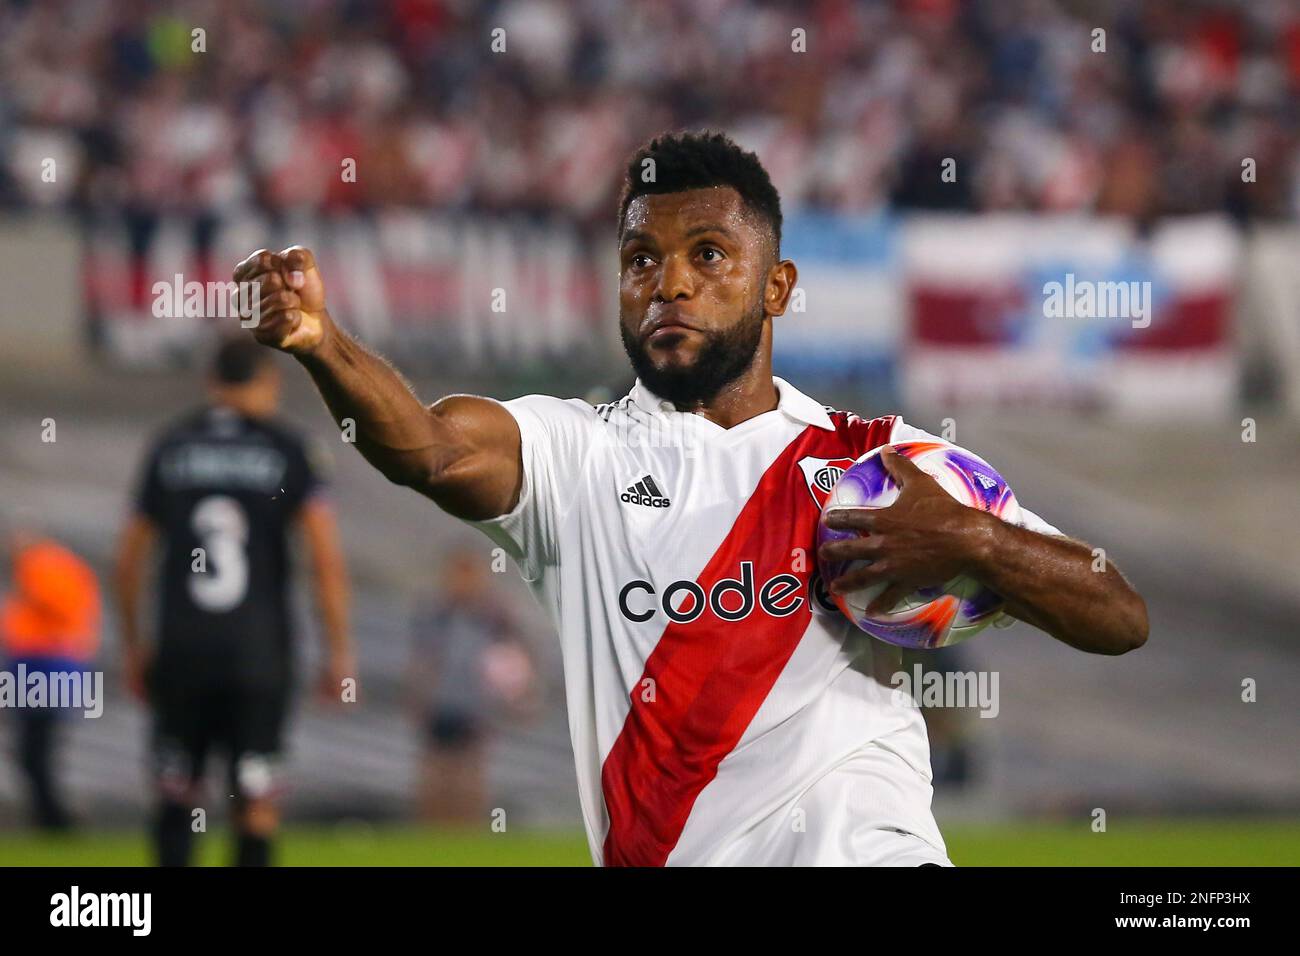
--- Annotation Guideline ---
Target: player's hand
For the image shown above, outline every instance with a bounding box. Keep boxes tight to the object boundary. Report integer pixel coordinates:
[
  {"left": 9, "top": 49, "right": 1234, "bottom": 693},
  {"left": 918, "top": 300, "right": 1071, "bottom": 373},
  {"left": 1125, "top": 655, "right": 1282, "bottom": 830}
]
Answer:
[
  {"left": 316, "top": 647, "right": 357, "bottom": 707},
  {"left": 232, "top": 246, "right": 329, "bottom": 354},
  {"left": 817, "top": 448, "right": 996, "bottom": 613}
]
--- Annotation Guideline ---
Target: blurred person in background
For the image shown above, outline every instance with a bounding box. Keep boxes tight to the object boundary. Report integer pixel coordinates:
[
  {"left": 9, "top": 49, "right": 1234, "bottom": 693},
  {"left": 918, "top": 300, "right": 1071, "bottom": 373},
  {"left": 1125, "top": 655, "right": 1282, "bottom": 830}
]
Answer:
[
  {"left": 0, "top": 519, "right": 101, "bottom": 831},
  {"left": 113, "top": 338, "right": 353, "bottom": 866},
  {"left": 406, "top": 549, "right": 537, "bottom": 824},
  {"left": 899, "top": 646, "right": 978, "bottom": 790}
]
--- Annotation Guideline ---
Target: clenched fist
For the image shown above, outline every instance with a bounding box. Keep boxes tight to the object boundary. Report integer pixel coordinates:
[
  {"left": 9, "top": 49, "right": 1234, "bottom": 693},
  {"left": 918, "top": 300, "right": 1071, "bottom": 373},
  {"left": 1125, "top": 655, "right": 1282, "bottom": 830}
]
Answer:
[{"left": 232, "top": 246, "right": 329, "bottom": 354}]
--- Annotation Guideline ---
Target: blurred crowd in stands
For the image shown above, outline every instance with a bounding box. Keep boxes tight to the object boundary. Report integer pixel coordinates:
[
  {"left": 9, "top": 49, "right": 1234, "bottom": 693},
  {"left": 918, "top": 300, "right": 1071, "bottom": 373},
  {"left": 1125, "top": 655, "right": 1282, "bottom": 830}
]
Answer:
[{"left": 3, "top": 0, "right": 1300, "bottom": 228}]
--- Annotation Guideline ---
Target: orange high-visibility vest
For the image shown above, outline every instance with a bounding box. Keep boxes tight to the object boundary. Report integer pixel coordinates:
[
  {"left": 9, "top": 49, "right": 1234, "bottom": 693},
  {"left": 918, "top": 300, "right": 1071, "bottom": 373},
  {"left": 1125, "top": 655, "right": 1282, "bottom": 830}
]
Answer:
[{"left": 1, "top": 539, "right": 101, "bottom": 661}]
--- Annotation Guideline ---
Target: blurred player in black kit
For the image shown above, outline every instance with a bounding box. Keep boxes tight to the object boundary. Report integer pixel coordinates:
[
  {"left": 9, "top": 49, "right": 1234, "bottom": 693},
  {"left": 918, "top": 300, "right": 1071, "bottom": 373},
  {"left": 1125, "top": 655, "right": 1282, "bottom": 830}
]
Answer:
[{"left": 114, "top": 338, "right": 353, "bottom": 866}]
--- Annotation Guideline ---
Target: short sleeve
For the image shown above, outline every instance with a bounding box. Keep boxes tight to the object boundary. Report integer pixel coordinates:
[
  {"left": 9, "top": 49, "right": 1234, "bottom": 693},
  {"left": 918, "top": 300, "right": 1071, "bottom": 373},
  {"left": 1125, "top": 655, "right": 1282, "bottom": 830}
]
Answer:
[
  {"left": 888, "top": 418, "right": 1063, "bottom": 537},
  {"left": 1015, "top": 507, "right": 1063, "bottom": 537},
  {"left": 464, "top": 395, "right": 595, "bottom": 583},
  {"left": 275, "top": 433, "right": 332, "bottom": 516},
  {"left": 298, "top": 436, "right": 332, "bottom": 506}
]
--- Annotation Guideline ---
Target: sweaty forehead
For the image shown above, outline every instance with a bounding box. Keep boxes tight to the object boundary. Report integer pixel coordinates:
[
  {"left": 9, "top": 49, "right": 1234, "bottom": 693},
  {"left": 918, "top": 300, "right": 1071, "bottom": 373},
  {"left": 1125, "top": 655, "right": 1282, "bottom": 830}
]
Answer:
[{"left": 621, "top": 187, "right": 766, "bottom": 246}]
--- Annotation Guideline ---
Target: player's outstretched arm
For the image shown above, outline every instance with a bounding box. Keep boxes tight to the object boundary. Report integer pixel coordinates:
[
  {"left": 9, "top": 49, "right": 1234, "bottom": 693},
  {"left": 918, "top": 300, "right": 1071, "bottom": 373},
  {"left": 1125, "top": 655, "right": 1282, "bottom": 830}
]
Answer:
[
  {"left": 232, "top": 247, "right": 523, "bottom": 521},
  {"left": 112, "top": 513, "right": 157, "bottom": 700},
  {"left": 820, "top": 449, "right": 1149, "bottom": 656},
  {"left": 298, "top": 498, "right": 355, "bottom": 703}
]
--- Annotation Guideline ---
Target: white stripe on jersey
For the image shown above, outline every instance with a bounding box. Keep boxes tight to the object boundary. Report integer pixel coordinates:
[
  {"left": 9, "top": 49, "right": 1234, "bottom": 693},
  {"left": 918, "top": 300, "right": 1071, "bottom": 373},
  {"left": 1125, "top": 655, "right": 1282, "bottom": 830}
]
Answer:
[{"left": 467, "top": 376, "right": 1058, "bottom": 866}]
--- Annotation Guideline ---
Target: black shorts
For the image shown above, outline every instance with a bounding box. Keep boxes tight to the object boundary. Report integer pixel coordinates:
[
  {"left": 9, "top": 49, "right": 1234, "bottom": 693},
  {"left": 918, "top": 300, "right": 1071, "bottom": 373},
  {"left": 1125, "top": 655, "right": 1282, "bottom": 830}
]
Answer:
[
  {"left": 150, "top": 679, "right": 290, "bottom": 801},
  {"left": 426, "top": 711, "right": 482, "bottom": 750}
]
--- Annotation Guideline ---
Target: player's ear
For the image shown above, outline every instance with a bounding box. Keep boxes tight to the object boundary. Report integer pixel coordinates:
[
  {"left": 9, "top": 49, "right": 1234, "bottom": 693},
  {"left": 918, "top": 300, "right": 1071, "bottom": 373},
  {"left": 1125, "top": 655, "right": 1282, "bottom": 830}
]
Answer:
[{"left": 764, "top": 259, "right": 797, "bottom": 317}]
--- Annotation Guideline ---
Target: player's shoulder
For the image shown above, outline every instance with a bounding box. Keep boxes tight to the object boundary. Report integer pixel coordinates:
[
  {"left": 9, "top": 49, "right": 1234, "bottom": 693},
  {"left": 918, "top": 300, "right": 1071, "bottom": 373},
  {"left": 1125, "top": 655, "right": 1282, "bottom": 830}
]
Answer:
[
  {"left": 879, "top": 416, "right": 949, "bottom": 445},
  {"left": 145, "top": 405, "right": 213, "bottom": 452},
  {"left": 505, "top": 392, "right": 601, "bottom": 415},
  {"left": 249, "top": 416, "right": 336, "bottom": 487},
  {"left": 819, "top": 403, "right": 906, "bottom": 453},
  {"left": 499, "top": 392, "right": 607, "bottom": 433},
  {"left": 250, "top": 414, "right": 312, "bottom": 452},
  {"left": 483, "top": 394, "right": 606, "bottom": 472}
]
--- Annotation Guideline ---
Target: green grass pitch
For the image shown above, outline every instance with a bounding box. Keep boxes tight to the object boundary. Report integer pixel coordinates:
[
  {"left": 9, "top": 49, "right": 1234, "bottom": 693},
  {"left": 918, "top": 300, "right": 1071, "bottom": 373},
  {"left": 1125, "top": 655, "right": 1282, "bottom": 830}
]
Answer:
[{"left": 1, "top": 818, "right": 1297, "bottom": 866}]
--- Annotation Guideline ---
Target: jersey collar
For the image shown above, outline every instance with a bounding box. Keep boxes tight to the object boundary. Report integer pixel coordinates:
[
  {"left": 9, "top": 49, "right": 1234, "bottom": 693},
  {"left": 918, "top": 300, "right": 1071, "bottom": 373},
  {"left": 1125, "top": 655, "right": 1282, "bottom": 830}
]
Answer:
[{"left": 629, "top": 375, "right": 836, "bottom": 431}]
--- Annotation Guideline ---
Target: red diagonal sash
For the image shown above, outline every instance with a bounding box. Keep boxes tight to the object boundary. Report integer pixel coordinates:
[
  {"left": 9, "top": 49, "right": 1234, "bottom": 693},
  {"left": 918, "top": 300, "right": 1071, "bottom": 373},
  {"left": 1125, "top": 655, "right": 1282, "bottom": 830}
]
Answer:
[{"left": 600, "top": 412, "right": 894, "bottom": 866}]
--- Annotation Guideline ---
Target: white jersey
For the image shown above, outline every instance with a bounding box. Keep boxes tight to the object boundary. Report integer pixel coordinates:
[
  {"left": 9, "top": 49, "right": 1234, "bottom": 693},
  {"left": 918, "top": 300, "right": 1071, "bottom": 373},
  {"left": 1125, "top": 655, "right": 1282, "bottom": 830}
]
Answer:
[{"left": 468, "top": 376, "right": 1060, "bottom": 866}]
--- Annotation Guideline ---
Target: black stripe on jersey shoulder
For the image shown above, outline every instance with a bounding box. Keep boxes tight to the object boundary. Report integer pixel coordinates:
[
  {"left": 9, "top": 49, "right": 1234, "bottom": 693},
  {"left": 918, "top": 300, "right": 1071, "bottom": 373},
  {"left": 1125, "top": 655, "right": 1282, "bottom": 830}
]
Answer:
[
  {"left": 821, "top": 405, "right": 899, "bottom": 432},
  {"left": 595, "top": 393, "right": 635, "bottom": 422},
  {"left": 821, "top": 404, "right": 883, "bottom": 421}
]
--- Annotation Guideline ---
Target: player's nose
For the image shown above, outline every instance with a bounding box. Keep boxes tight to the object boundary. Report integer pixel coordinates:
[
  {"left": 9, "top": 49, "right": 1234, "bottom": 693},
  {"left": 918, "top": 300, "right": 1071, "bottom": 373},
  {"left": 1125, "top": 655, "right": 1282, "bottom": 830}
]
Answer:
[{"left": 652, "top": 254, "right": 694, "bottom": 303}]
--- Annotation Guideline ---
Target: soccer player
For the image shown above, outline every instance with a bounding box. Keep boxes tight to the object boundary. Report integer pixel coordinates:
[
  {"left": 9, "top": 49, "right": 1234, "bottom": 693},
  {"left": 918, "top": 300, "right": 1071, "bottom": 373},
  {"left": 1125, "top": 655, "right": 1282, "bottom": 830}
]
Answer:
[
  {"left": 407, "top": 548, "right": 537, "bottom": 824},
  {"left": 231, "top": 131, "right": 1148, "bottom": 867},
  {"left": 113, "top": 338, "right": 353, "bottom": 866}
]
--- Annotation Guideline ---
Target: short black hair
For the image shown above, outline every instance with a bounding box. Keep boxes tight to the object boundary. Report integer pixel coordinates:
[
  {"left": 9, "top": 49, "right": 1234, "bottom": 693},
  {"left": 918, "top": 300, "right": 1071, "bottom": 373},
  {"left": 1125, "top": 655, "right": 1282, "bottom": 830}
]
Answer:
[
  {"left": 211, "top": 336, "right": 271, "bottom": 384},
  {"left": 618, "top": 130, "right": 783, "bottom": 256}
]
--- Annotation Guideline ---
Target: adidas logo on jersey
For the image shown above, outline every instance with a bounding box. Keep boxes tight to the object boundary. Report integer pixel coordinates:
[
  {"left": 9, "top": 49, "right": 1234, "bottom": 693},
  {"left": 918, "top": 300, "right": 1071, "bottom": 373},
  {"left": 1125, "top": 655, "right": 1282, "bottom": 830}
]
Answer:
[{"left": 620, "top": 474, "right": 671, "bottom": 508}]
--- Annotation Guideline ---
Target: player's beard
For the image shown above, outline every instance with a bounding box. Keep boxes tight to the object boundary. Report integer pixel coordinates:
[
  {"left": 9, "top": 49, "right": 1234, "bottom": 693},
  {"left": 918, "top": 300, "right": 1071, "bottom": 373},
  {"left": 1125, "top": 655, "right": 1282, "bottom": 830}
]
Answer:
[{"left": 620, "top": 299, "right": 765, "bottom": 409}]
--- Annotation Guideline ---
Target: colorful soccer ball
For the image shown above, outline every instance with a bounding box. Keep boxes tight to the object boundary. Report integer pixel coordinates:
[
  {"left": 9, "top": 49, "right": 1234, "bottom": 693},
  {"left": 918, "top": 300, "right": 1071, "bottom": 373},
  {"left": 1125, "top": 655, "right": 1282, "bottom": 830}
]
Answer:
[{"left": 815, "top": 441, "right": 1021, "bottom": 649}]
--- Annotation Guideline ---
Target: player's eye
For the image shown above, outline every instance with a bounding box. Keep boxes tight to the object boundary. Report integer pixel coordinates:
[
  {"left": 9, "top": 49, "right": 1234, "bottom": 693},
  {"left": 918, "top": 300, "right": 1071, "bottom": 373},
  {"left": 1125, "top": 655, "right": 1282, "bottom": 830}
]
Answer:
[
  {"left": 698, "top": 246, "right": 724, "bottom": 263},
  {"left": 629, "top": 252, "right": 654, "bottom": 269}
]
